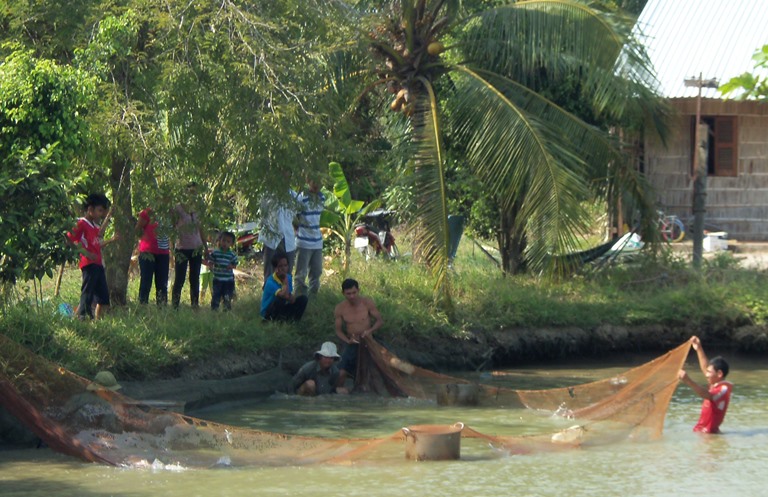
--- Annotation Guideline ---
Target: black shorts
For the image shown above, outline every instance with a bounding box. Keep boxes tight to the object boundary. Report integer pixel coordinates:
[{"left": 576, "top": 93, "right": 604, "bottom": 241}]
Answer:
[
  {"left": 81, "top": 264, "right": 110, "bottom": 306},
  {"left": 339, "top": 343, "right": 359, "bottom": 374}
]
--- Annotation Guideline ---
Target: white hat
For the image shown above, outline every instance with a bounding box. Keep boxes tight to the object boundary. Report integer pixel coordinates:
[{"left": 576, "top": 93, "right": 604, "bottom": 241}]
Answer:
[{"left": 314, "top": 341, "right": 340, "bottom": 360}]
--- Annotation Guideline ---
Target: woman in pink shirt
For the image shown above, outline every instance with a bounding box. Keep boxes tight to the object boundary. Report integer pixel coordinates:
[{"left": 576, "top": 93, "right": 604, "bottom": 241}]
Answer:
[
  {"left": 135, "top": 208, "right": 170, "bottom": 305},
  {"left": 171, "top": 183, "right": 207, "bottom": 309}
]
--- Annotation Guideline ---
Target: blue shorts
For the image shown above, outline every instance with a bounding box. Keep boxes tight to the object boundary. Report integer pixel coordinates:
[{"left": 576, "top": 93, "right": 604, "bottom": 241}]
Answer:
[{"left": 339, "top": 343, "right": 359, "bottom": 375}]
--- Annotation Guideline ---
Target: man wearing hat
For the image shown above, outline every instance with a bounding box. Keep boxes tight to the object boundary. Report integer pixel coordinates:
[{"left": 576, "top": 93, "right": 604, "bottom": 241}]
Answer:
[
  {"left": 87, "top": 370, "right": 122, "bottom": 391},
  {"left": 292, "top": 342, "right": 347, "bottom": 395},
  {"left": 61, "top": 371, "right": 122, "bottom": 432}
]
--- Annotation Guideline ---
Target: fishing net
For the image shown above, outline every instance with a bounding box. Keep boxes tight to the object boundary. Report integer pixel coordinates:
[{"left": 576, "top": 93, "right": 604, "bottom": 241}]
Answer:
[{"left": 0, "top": 333, "right": 690, "bottom": 468}]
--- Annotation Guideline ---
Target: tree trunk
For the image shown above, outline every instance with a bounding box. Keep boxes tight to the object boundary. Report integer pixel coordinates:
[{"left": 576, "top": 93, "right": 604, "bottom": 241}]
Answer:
[
  {"left": 54, "top": 263, "right": 66, "bottom": 297},
  {"left": 343, "top": 236, "right": 351, "bottom": 276},
  {"left": 497, "top": 204, "right": 527, "bottom": 275},
  {"left": 104, "top": 154, "right": 134, "bottom": 306}
]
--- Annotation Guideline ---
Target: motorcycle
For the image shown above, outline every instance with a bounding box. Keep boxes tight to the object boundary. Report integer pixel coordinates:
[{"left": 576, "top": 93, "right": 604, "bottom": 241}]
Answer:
[
  {"left": 354, "top": 209, "right": 399, "bottom": 260},
  {"left": 231, "top": 221, "right": 261, "bottom": 259}
]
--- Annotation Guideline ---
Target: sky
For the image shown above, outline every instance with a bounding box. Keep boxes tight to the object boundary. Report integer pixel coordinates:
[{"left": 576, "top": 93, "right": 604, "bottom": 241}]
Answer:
[{"left": 635, "top": 0, "right": 768, "bottom": 98}]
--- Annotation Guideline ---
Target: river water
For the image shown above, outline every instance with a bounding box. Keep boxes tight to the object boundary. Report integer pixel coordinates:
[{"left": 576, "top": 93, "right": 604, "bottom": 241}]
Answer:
[{"left": 1, "top": 354, "right": 766, "bottom": 497}]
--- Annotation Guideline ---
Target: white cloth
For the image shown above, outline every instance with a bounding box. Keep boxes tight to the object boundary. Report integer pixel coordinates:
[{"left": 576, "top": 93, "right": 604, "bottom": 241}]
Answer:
[{"left": 259, "top": 190, "right": 299, "bottom": 252}]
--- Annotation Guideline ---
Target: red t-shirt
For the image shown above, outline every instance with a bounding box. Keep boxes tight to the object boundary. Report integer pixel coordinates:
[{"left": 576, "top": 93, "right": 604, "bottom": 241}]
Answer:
[
  {"left": 137, "top": 208, "right": 170, "bottom": 255},
  {"left": 66, "top": 218, "right": 103, "bottom": 269},
  {"left": 693, "top": 381, "right": 732, "bottom": 433}
]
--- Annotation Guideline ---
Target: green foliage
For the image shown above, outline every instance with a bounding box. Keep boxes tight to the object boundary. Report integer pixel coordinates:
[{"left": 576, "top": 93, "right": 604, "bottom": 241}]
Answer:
[
  {"left": 3, "top": 243, "right": 766, "bottom": 379},
  {"left": 0, "top": 0, "right": 667, "bottom": 312},
  {"left": 321, "top": 161, "right": 380, "bottom": 274},
  {"left": 0, "top": 49, "right": 94, "bottom": 284},
  {"left": 720, "top": 44, "right": 768, "bottom": 101},
  {"left": 318, "top": 0, "right": 668, "bottom": 310}
]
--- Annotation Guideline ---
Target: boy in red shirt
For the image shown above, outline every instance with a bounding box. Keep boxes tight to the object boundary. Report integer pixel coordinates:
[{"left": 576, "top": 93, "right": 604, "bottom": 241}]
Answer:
[
  {"left": 66, "top": 193, "right": 116, "bottom": 319},
  {"left": 678, "top": 336, "right": 732, "bottom": 434}
]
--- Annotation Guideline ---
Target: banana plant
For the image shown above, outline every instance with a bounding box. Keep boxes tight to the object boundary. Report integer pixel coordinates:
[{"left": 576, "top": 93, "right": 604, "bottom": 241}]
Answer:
[{"left": 320, "top": 161, "right": 381, "bottom": 275}]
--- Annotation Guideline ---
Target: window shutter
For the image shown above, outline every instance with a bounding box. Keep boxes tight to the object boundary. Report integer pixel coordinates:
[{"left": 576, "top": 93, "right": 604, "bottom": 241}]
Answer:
[{"left": 714, "top": 117, "right": 738, "bottom": 177}]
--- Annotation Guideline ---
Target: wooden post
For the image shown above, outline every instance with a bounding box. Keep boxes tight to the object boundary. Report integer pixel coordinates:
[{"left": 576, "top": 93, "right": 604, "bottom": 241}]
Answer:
[
  {"left": 685, "top": 74, "right": 718, "bottom": 269},
  {"left": 692, "top": 122, "right": 709, "bottom": 269}
]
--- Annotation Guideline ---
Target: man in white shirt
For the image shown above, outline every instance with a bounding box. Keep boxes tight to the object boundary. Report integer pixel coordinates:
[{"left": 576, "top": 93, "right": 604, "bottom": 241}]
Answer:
[{"left": 259, "top": 188, "right": 299, "bottom": 284}]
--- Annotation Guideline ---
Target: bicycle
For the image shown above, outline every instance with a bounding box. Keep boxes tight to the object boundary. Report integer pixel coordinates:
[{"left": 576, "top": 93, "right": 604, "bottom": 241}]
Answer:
[{"left": 657, "top": 211, "right": 686, "bottom": 243}]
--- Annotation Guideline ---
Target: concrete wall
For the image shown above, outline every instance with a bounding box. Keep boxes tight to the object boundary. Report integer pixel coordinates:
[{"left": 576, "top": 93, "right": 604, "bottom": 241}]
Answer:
[{"left": 645, "top": 99, "right": 768, "bottom": 241}]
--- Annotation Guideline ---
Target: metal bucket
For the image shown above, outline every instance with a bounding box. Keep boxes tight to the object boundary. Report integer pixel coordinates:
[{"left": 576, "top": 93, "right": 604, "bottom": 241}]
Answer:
[
  {"left": 436, "top": 384, "right": 480, "bottom": 406},
  {"left": 402, "top": 422, "right": 464, "bottom": 461}
]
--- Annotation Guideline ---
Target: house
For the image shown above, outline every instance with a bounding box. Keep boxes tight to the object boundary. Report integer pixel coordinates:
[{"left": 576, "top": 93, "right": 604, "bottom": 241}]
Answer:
[{"left": 636, "top": 0, "right": 768, "bottom": 241}]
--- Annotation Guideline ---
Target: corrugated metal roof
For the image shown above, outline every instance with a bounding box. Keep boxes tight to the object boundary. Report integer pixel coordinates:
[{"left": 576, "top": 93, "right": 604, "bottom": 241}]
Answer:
[{"left": 635, "top": 0, "right": 768, "bottom": 98}]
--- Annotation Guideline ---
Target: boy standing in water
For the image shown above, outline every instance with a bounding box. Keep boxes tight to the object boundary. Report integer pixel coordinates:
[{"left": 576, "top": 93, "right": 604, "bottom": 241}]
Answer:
[
  {"left": 66, "top": 193, "right": 117, "bottom": 319},
  {"left": 678, "top": 336, "right": 732, "bottom": 433}
]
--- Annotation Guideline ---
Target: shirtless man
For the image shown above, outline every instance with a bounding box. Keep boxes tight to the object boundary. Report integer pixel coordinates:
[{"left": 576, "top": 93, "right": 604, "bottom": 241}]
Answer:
[{"left": 334, "top": 278, "right": 384, "bottom": 392}]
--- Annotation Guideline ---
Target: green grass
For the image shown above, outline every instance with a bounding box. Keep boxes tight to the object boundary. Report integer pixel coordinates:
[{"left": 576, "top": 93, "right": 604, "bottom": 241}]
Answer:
[{"left": 2, "top": 239, "right": 767, "bottom": 379}]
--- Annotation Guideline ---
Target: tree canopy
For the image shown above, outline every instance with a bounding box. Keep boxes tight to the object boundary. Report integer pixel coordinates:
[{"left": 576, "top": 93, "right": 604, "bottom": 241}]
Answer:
[
  {"left": 313, "top": 0, "right": 666, "bottom": 307},
  {"left": 0, "top": 0, "right": 667, "bottom": 310},
  {"left": 0, "top": 49, "right": 94, "bottom": 283}
]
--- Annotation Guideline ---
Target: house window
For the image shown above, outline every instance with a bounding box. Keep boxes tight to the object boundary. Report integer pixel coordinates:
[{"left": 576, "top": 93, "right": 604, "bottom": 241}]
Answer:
[{"left": 691, "top": 116, "right": 738, "bottom": 177}]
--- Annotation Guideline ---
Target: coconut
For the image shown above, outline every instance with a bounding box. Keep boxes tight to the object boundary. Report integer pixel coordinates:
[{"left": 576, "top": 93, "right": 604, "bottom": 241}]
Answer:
[{"left": 427, "top": 42, "right": 445, "bottom": 56}]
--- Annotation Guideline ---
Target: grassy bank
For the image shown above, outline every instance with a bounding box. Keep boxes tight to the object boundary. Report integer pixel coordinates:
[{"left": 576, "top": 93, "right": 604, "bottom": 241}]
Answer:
[{"left": 1, "top": 240, "right": 767, "bottom": 380}]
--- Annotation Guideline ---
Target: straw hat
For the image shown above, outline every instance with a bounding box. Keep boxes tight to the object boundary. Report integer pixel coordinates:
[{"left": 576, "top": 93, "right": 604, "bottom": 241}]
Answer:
[
  {"left": 86, "top": 371, "right": 122, "bottom": 391},
  {"left": 314, "top": 342, "right": 340, "bottom": 360}
]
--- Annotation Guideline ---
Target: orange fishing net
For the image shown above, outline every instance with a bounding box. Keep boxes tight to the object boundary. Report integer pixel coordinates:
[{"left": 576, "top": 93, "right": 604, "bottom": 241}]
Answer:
[{"left": 0, "top": 334, "right": 690, "bottom": 467}]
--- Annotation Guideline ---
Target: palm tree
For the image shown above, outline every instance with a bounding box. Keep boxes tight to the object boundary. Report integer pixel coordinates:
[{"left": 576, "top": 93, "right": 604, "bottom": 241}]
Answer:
[{"left": 322, "top": 0, "right": 665, "bottom": 307}]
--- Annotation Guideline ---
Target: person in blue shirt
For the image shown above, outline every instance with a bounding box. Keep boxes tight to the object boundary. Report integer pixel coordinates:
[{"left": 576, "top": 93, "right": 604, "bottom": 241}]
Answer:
[
  {"left": 261, "top": 251, "right": 308, "bottom": 321},
  {"left": 206, "top": 231, "right": 238, "bottom": 311}
]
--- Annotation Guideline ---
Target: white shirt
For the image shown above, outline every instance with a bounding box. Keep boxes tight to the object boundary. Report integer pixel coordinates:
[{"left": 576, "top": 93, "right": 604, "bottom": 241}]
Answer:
[{"left": 259, "top": 190, "right": 299, "bottom": 252}]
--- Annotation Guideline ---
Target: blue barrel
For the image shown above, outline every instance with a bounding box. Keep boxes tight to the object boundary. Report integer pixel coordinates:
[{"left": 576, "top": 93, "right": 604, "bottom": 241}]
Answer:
[{"left": 447, "top": 215, "right": 465, "bottom": 261}]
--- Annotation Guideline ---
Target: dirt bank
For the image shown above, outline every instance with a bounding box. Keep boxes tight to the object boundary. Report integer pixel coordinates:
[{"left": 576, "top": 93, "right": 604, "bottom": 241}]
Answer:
[{"left": 138, "top": 322, "right": 768, "bottom": 407}]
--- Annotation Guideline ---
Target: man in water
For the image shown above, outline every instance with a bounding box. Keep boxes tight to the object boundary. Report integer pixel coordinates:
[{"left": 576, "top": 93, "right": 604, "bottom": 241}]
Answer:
[
  {"left": 334, "top": 278, "right": 383, "bottom": 391},
  {"left": 678, "top": 336, "right": 732, "bottom": 433},
  {"left": 292, "top": 342, "right": 345, "bottom": 395},
  {"left": 61, "top": 371, "right": 123, "bottom": 432}
]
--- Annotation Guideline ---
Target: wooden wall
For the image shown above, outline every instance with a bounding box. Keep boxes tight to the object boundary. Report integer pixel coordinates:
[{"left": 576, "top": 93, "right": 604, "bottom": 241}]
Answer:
[{"left": 645, "top": 99, "right": 768, "bottom": 241}]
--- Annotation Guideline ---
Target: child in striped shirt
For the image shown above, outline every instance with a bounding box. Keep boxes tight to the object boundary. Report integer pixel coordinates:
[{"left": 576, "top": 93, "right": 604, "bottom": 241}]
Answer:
[{"left": 206, "top": 231, "right": 238, "bottom": 311}]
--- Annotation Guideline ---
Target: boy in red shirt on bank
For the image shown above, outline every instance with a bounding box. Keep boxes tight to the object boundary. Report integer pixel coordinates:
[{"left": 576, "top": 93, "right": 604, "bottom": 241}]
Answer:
[
  {"left": 678, "top": 336, "right": 732, "bottom": 434},
  {"left": 66, "top": 193, "right": 116, "bottom": 319}
]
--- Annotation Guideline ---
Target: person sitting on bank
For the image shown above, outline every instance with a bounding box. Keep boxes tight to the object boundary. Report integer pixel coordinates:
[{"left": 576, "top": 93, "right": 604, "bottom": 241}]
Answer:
[
  {"left": 334, "top": 278, "right": 383, "bottom": 391},
  {"left": 292, "top": 342, "right": 348, "bottom": 396},
  {"left": 260, "top": 251, "right": 308, "bottom": 321},
  {"left": 678, "top": 336, "right": 732, "bottom": 434}
]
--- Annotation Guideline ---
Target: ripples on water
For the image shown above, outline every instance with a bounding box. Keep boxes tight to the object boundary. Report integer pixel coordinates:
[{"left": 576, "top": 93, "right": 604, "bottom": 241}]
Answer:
[{"left": 1, "top": 358, "right": 765, "bottom": 497}]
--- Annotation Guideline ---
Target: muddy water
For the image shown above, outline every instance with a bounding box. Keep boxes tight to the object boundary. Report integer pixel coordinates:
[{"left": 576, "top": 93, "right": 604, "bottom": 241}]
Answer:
[{"left": 1, "top": 355, "right": 766, "bottom": 497}]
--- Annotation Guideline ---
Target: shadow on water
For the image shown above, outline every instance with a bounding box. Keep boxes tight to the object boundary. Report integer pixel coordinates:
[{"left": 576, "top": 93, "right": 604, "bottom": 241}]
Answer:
[
  {"left": 0, "top": 449, "right": 141, "bottom": 497},
  {"left": 0, "top": 477, "right": 143, "bottom": 497}
]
